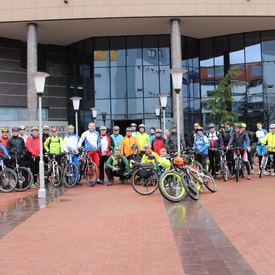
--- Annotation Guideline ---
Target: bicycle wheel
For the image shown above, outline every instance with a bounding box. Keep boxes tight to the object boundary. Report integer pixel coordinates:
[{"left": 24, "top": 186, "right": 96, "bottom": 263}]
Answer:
[
  {"left": 191, "top": 160, "right": 203, "bottom": 172},
  {"left": 202, "top": 169, "right": 217, "bottom": 192},
  {"left": 87, "top": 161, "right": 98, "bottom": 187},
  {"left": 241, "top": 162, "right": 248, "bottom": 178},
  {"left": 15, "top": 167, "right": 33, "bottom": 192},
  {"left": 132, "top": 168, "right": 159, "bottom": 195},
  {"left": 220, "top": 161, "right": 229, "bottom": 182},
  {"left": 63, "top": 162, "right": 79, "bottom": 188},
  {"left": 235, "top": 158, "right": 241, "bottom": 182},
  {"left": 259, "top": 155, "right": 268, "bottom": 178},
  {"left": 159, "top": 170, "right": 187, "bottom": 202},
  {"left": 49, "top": 165, "right": 62, "bottom": 187},
  {"left": 0, "top": 168, "right": 17, "bottom": 192},
  {"left": 182, "top": 173, "right": 200, "bottom": 200}
]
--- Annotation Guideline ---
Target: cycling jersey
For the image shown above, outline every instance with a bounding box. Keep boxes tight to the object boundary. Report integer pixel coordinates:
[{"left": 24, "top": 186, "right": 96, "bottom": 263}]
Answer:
[
  {"left": 0, "top": 143, "right": 9, "bottom": 158},
  {"left": 111, "top": 133, "right": 123, "bottom": 147},
  {"left": 261, "top": 132, "right": 275, "bottom": 152},
  {"left": 44, "top": 135, "right": 64, "bottom": 155},
  {"left": 193, "top": 134, "right": 209, "bottom": 155},
  {"left": 141, "top": 151, "right": 160, "bottom": 168},
  {"left": 63, "top": 134, "right": 79, "bottom": 154},
  {"left": 78, "top": 130, "right": 101, "bottom": 152},
  {"left": 256, "top": 129, "right": 267, "bottom": 145},
  {"left": 136, "top": 132, "right": 150, "bottom": 151}
]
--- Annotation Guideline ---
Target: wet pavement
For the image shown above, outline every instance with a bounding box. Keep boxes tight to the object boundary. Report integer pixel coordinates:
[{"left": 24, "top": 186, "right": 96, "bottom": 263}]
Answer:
[
  {"left": 0, "top": 185, "right": 67, "bottom": 239},
  {"left": 165, "top": 198, "right": 256, "bottom": 275}
]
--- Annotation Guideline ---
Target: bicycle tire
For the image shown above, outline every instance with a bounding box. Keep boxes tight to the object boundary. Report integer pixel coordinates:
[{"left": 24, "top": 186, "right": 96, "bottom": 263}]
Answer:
[
  {"left": 132, "top": 168, "right": 159, "bottom": 195},
  {"left": 0, "top": 168, "right": 17, "bottom": 192},
  {"left": 182, "top": 173, "right": 200, "bottom": 200},
  {"left": 15, "top": 167, "right": 33, "bottom": 192},
  {"left": 235, "top": 157, "right": 240, "bottom": 182},
  {"left": 259, "top": 155, "right": 268, "bottom": 178},
  {"left": 50, "top": 165, "right": 62, "bottom": 187},
  {"left": 220, "top": 161, "right": 229, "bottom": 181},
  {"left": 63, "top": 162, "right": 79, "bottom": 188},
  {"left": 202, "top": 169, "right": 217, "bottom": 192},
  {"left": 87, "top": 161, "right": 98, "bottom": 187},
  {"left": 159, "top": 170, "right": 187, "bottom": 202}
]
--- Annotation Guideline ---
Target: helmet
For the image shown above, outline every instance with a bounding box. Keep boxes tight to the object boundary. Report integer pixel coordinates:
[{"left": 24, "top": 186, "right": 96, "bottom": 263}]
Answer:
[
  {"left": 130, "top": 123, "right": 137, "bottom": 127},
  {"left": 156, "top": 128, "right": 162, "bottom": 133},
  {"left": 43, "top": 125, "right": 49, "bottom": 130},
  {"left": 270, "top": 124, "right": 275, "bottom": 129},
  {"left": 126, "top": 127, "right": 133, "bottom": 132},
  {"left": 19, "top": 125, "right": 25, "bottom": 130},
  {"left": 234, "top": 123, "right": 241, "bottom": 128},
  {"left": 208, "top": 123, "right": 216, "bottom": 129},
  {"left": 12, "top": 127, "right": 19, "bottom": 132},
  {"left": 240, "top": 122, "right": 246, "bottom": 129},
  {"left": 67, "top": 125, "right": 75, "bottom": 130},
  {"left": 51, "top": 127, "right": 57, "bottom": 133},
  {"left": 138, "top": 124, "right": 145, "bottom": 129},
  {"left": 195, "top": 126, "right": 204, "bottom": 132},
  {"left": 144, "top": 144, "right": 151, "bottom": 149},
  {"left": 1, "top": 128, "right": 8, "bottom": 132},
  {"left": 31, "top": 126, "right": 39, "bottom": 131},
  {"left": 100, "top": 126, "right": 107, "bottom": 130},
  {"left": 113, "top": 126, "right": 120, "bottom": 130},
  {"left": 170, "top": 122, "right": 177, "bottom": 129},
  {"left": 114, "top": 146, "right": 121, "bottom": 151},
  {"left": 173, "top": 156, "right": 185, "bottom": 167}
]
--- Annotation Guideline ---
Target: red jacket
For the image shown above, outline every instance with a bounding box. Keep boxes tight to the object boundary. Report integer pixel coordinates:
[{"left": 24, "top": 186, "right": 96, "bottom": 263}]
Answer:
[
  {"left": 99, "top": 134, "right": 114, "bottom": 157},
  {"left": 152, "top": 137, "right": 166, "bottom": 155},
  {"left": 26, "top": 135, "right": 40, "bottom": 158},
  {"left": 0, "top": 137, "right": 8, "bottom": 156}
]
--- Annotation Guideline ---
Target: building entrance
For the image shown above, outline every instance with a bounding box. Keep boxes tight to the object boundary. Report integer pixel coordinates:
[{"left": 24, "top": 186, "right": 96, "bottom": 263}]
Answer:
[{"left": 113, "top": 120, "right": 142, "bottom": 136}]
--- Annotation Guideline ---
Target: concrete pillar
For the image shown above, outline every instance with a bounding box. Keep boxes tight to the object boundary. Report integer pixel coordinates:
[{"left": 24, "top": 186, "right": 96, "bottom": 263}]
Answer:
[
  {"left": 170, "top": 19, "right": 184, "bottom": 136},
  {"left": 27, "top": 23, "right": 38, "bottom": 121}
]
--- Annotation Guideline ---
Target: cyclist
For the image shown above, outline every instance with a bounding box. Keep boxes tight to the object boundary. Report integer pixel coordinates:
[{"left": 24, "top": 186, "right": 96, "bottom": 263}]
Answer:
[
  {"left": 193, "top": 126, "right": 209, "bottom": 168},
  {"left": 105, "top": 146, "right": 130, "bottom": 186},
  {"left": 227, "top": 123, "right": 251, "bottom": 180},
  {"left": 63, "top": 125, "right": 80, "bottom": 180},
  {"left": 260, "top": 124, "right": 275, "bottom": 176},
  {"left": 0, "top": 128, "right": 9, "bottom": 157},
  {"left": 78, "top": 122, "right": 101, "bottom": 184},
  {"left": 121, "top": 127, "right": 138, "bottom": 158},
  {"left": 44, "top": 127, "right": 64, "bottom": 165},
  {"left": 7, "top": 127, "right": 26, "bottom": 166},
  {"left": 158, "top": 148, "right": 171, "bottom": 172},
  {"left": 136, "top": 124, "right": 150, "bottom": 154},
  {"left": 98, "top": 126, "right": 114, "bottom": 184},
  {"left": 256, "top": 122, "right": 267, "bottom": 171},
  {"left": 128, "top": 144, "right": 141, "bottom": 166},
  {"left": 26, "top": 126, "right": 40, "bottom": 188},
  {"left": 220, "top": 121, "right": 233, "bottom": 174},
  {"left": 207, "top": 123, "right": 223, "bottom": 176},
  {"left": 19, "top": 126, "right": 28, "bottom": 143},
  {"left": 152, "top": 128, "right": 166, "bottom": 155},
  {"left": 149, "top": 127, "right": 156, "bottom": 144},
  {"left": 111, "top": 126, "right": 123, "bottom": 148},
  {"left": 165, "top": 123, "right": 185, "bottom": 154},
  {"left": 141, "top": 144, "right": 160, "bottom": 169},
  {"left": 131, "top": 123, "right": 139, "bottom": 137},
  {"left": 0, "top": 141, "right": 10, "bottom": 159}
]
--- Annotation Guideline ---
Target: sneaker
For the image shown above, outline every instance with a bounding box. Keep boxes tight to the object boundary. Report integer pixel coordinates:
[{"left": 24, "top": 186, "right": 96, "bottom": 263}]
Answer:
[
  {"left": 97, "top": 179, "right": 104, "bottom": 185},
  {"left": 271, "top": 172, "right": 275, "bottom": 176},
  {"left": 31, "top": 182, "right": 38, "bottom": 189},
  {"left": 247, "top": 175, "right": 251, "bottom": 180},
  {"left": 251, "top": 169, "right": 254, "bottom": 175},
  {"left": 107, "top": 181, "right": 113, "bottom": 186},
  {"left": 264, "top": 171, "right": 271, "bottom": 176}
]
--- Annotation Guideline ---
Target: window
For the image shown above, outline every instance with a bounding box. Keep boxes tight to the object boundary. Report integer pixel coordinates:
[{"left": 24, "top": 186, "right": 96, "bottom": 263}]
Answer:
[{"left": 0, "top": 107, "right": 48, "bottom": 121}]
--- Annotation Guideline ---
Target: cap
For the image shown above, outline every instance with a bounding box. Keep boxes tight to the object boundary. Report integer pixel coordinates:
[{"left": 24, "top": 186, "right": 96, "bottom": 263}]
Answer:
[
  {"left": 130, "top": 123, "right": 137, "bottom": 127},
  {"left": 43, "top": 125, "right": 49, "bottom": 130},
  {"left": 100, "top": 126, "right": 107, "bottom": 130},
  {"left": 67, "top": 124, "right": 75, "bottom": 130},
  {"left": 19, "top": 126, "right": 25, "bottom": 130},
  {"left": 195, "top": 126, "right": 204, "bottom": 132},
  {"left": 31, "top": 126, "right": 39, "bottom": 131},
  {"left": 126, "top": 127, "right": 133, "bottom": 132},
  {"left": 113, "top": 126, "right": 120, "bottom": 130},
  {"left": 51, "top": 127, "right": 57, "bottom": 133},
  {"left": 12, "top": 127, "right": 19, "bottom": 132},
  {"left": 138, "top": 124, "right": 145, "bottom": 129},
  {"left": 131, "top": 144, "right": 138, "bottom": 150},
  {"left": 114, "top": 146, "right": 121, "bottom": 151},
  {"left": 1, "top": 128, "right": 9, "bottom": 132},
  {"left": 156, "top": 128, "right": 162, "bottom": 133}
]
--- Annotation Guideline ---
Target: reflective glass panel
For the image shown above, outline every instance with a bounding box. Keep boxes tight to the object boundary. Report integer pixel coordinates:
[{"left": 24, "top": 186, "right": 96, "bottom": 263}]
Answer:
[
  {"left": 95, "top": 99, "right": 111, "bottom": 114},
  {"left": 111, "top": 99, "right": 127, "bottom": 115},
  {"left": 144, "top": 98, "right": 160, "bottom": 117},
  {"left": 245, "top": 33, "right": 261, "bottom": 63},
  {"left": 128, "top": 98, "right": 143, "bottom": 114},
  {"left": 94, "top": 37, "right": 109, "bottom": 67},
  {"left": 127, "top": 66, "right": 143, "bottom": 98},
  {"left": 110, "top": 37, "right": 126, "bottom": 67},
  {"left": 262, "top": 40, "right": 275, "bottom": 62},
  {"left": 126, "top": 36, "right": 142, "bottom": 66},
  {"left": 143, "top": 36, "right": 158, "bottom": 65},
  {"left": 143, "top": 66, "right": 159, "bottom": 97},
  {"left": 111, "top": 67, "right": 126, "bottom": 98},
  {"left": 159, "top": 35, "right": 170, "bottom": 66},
  {"left": 159, "top": 66, "right": 171, "bottom": 94},
  {"left": 229, "top": 34, "right": 245, "bottom": 65},
  {"left": 94, "top": 67, "right": 110, "bottom": 99}
]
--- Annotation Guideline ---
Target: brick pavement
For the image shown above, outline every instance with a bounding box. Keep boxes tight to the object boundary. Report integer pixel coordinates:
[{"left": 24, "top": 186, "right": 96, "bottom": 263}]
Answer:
[
  {"left": 0, "top": 184, "right": 184, "bottom": 275},
  {"left": 200, "top": 175, "right": 275, "bottom": 275}
]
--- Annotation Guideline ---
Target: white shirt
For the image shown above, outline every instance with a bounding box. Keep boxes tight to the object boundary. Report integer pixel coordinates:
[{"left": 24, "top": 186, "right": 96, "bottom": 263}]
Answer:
[{"left": 101, "top": 136, "right": 108, "bottom": 156}]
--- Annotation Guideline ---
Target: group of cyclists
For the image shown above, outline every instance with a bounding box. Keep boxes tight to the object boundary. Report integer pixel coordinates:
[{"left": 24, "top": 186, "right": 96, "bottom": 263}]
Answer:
[{"left": 0, "top": 119, "right": 274, "bottom": 191}]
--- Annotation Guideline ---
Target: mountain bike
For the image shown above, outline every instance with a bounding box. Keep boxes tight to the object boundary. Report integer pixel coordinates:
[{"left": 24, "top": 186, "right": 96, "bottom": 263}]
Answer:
[
  {"left": 11, "top": 155, "right": 33, "bottom": 192},
  {"left": 259, "top": 146, "right": 275, "bottom": 178},
  {"left": 230, "top": 146, "right": 249, "bottom": 182},
  {"left": 0, "top": 158, "right": 17, "bottom": 192},
  {"left": 78, "top": 149, "right": 98, "bottom": 187},
  {"left": 218, "top": 149, "right": 230, "bottom": 181},
  {"left": 62, "top": 153, "right": 79, "bottom": 188},
  {"left": 46, "top": 154, "right": 63, "bottom": 187}
]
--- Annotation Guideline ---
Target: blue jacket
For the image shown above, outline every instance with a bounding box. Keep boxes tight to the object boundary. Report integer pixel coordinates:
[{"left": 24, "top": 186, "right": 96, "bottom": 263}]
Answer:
[
  {"left": 111, "top": 134, "right": 123, "bottom": 147},
  {"left": 150, "top": 133, "right": 156, "bottom": 144},
  {"left": 193, "top": 134, "right": 209, "bottom": 155},
  {"left": 78, "top": 130, "right": 101, "bottom": 152},
  {"left": 0, "top": 143, "right": 10, "bottom": 158}
]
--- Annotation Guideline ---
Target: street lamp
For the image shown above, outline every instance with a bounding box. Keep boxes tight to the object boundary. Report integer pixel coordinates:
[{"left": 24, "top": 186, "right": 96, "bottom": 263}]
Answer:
[
  {"left": 170, "top": 68, "right": 184, "bottom": 155},
  {"left": 101, "top": 112, "right": 107, "bottom": 126},
  {"left": 70, "top": 96, "right": 82, "bottom": 136},
  {"left": 154, "top": 106, "right": 161, "bottom": 128},
  {"left": 160, "top": 94, "right": 168, "bottom": 133},
  {"left": 90, "top": 107, "right": 98, "bottom": 122},
  {"left": 32, "top": 71, "right": 50, "bottom": 199}
]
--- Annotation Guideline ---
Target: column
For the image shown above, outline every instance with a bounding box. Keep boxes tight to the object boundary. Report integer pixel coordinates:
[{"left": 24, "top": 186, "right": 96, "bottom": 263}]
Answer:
[
  {"left": 170, "top": 19, "right": 184, "bottom": 136},
  {"left": 27, "top": 23, "right": 38, "bottom": 121}
]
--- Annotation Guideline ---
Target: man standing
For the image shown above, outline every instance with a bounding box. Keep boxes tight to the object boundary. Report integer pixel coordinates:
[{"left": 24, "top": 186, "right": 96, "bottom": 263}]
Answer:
[
  {"left": 193, "top": 126, "right": 209, "bottom": 168},
  {"left": 78, "top": 122, "right": 101, "bottom": 184},
  {"left": 136, "top": 124, "right": 150, "bottom": 154},
  {"left": 165, "top": 123, "right": 185, "bottom": 154},
  {"left": 121, "top": 127, "right": 138, "bottom": 158},
  {"left": 131, "top": 123, "right": 139, "bottom": 137},
  {"left": 152, "top": 129, "right": 166, "bottom": 155},
  {"left": 19, "top": 126, "right": 28, "bottom": 143},
  {"left": 256, "top": 122, "right": 267, "bottom": 169},
  {"left": 0, "top": 128, "right": 9, "bottom": 157},
  {"left": 42, "top": 125, "right": 50, "bottom": 154},
  {"left": 111, "top": 126, "right": 123, "bottom": 148},
  {"left": 149, "top": 127, "right": 156, "bottom": 144}
]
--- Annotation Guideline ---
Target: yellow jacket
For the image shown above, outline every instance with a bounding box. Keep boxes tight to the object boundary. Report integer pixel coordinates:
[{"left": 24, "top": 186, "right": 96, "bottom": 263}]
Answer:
[
  {"left": 121, "top": 136, "right": 138, "bottom": 157},
  {"left": 141, "top": 151, "right": 160, "bottom": 168},
  {"left": 261, "top": 132, "right": 275, "bottom": 152}
]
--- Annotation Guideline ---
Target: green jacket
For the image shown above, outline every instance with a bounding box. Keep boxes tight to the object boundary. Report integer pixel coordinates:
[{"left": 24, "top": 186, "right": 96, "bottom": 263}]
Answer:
[
  {"left": 136, "top": 132, "right": 150, "bottom": 151},
  {"left": 44, "top": 135, "right": 64, "bottom": 155},
  {"left": 106, "top": 154, "right": 130, "bottom": 176},
  {"left": 141, "top": 151, "right": 159, "bottom": 168}
]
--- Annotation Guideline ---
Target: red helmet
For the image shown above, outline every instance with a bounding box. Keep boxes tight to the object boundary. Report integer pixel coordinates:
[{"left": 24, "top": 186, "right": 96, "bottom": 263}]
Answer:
[{"left": 51, "top": 127, "right": 57, "bottom": 133}]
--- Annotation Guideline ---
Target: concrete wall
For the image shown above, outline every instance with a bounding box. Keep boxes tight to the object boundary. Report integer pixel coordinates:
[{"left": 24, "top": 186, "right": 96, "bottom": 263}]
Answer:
[{"left": 0, "top": 0, "right": 274, "bottom": 22}]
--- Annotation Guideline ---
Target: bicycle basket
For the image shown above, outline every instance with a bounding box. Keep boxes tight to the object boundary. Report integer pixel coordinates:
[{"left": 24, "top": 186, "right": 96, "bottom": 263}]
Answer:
[{"left": 137, "top": 164, "right": 154, "bottom": 179}]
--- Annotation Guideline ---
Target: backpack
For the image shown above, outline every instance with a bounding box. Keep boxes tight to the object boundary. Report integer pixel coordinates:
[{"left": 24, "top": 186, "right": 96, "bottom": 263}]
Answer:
[{"left": 48, "top": 136, "right": 61, "bottom": 147}]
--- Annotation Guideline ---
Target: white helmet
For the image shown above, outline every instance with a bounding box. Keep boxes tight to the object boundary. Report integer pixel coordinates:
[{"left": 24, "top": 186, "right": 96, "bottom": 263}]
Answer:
[{"left": 270, "top": 124, "right": 275, "bottom": 129}]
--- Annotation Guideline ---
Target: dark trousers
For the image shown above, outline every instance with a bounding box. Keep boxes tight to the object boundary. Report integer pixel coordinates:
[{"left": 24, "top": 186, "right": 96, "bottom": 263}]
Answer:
[
  {"left": 208, "top": 150, "right": 220, "bottom": 175},
  {"left": 267, "top": 152, "right": 275, "bottom": 171},
  {"left": 30, "top": 157, "right": 39, "bottom": 182},
  {"left": 105, "top": 168, "right": 126, "bottom": 182},
  {"left": 99, "top": 155, "right": 109, "bottom": 181},
  {"left": 226, "top": 150, "right": 234, "bottom": 174},
  {"left": 195, "top": 154, "right": 207, "bottom": 169}
]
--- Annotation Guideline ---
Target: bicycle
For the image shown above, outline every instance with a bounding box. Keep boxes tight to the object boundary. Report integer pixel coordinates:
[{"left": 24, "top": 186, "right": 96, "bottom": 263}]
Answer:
[
  {"left": 0, "top": 157, "right": 17, "bottom": 192},
  {"left": 62, "top": 153, "right": 79, "bottom": 188},
  {"left": 11, "top": 155, "right": 33, "bottom": 192},
  {"left": 78, "top": 149, "right": 98, "bottom": 187},
  {"left": 46, "top": 154, "right": 63, "bottom": 187},
  {"left": 259, "top": 146, "right": 275, "bottom": 178},
  {"left": 218, "top": 149, "right": 230, "bottom": 181}
]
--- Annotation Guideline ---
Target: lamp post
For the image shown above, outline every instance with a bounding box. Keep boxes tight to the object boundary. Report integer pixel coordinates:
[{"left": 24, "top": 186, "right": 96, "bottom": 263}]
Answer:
[
  {"left": 154, "top": 106, "right": 161, "bottom": 128},
  {"left": 70, "top": 96, "right": 82, "bottom": 135},
  {"left": 32, "top": 71, "right": 50, "bottom": 199},
  {"left": 101, "top": 112, "right": 107, "bottom": 126},
  {"left": 170, "top": 68, "right": 184, "bottom": 155},
  {"left": 90, "top": 107, "right": 98, "bottom": 123},
  {"left": 160, "top": 94, "right": 168, "bottom": 133}
]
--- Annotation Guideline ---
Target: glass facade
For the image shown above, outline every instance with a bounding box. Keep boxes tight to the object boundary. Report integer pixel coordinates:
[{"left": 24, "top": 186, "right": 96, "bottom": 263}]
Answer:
[{"left": 68, "top": 31, "right": 275, "bottom": 133}]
